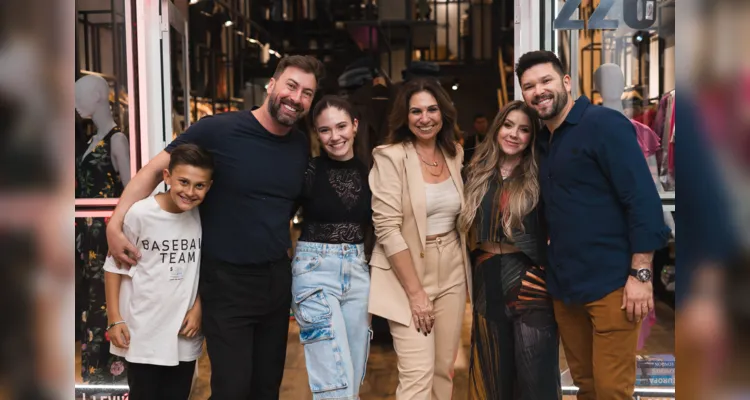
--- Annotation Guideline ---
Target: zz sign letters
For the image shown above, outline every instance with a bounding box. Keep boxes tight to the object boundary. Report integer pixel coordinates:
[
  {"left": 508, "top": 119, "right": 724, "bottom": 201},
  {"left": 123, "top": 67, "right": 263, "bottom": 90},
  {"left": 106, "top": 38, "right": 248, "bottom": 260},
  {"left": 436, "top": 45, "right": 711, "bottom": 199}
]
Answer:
[{"left": 554, "top": 0, "right": 656, "bottom": 30}]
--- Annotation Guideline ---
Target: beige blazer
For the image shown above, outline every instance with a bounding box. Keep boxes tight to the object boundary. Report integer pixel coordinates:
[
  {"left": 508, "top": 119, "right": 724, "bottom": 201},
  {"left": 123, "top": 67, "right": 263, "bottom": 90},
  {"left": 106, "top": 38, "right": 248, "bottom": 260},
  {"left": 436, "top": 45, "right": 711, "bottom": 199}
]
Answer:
[{"left": 368, "top": 141, "right": 472, "bottom": 327}]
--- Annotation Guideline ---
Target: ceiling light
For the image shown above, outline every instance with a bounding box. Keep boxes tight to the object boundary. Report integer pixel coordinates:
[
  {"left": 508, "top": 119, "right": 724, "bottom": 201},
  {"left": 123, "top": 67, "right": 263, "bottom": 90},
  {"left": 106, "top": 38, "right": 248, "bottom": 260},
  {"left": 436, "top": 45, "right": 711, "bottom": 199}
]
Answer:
[{"left": 224, "top": 20, "right": 234, "bottom": 27}]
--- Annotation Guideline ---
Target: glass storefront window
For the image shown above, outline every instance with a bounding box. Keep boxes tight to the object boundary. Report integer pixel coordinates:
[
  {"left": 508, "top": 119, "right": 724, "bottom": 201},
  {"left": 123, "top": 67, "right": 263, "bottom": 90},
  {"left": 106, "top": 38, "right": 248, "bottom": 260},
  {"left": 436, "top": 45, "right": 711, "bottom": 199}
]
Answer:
[
  {"left": 76, "top": 0, "right": 139, "bottom": 203},
  {"left": 545, "top": 0, "right": 675, "bottom": 193}
]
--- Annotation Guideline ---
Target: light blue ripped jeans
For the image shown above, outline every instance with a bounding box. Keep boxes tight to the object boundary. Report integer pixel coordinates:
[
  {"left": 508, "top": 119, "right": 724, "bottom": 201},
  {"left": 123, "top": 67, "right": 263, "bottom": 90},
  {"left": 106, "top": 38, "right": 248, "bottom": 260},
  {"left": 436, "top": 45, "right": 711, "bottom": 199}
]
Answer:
[{"left": 291, "top": 241, "right": 372, "bottom": 400}]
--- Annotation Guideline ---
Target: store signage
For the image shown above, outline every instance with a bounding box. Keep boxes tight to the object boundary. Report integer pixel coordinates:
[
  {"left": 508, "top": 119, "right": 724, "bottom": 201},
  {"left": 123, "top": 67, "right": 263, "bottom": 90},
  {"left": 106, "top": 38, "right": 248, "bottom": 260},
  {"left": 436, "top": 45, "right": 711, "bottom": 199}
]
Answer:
[
  {"left": 554, "top": 0, "right": 656, "bottom": 30},
  {"left": 76, "top": 387, "right": 129, "bottom": 400}
]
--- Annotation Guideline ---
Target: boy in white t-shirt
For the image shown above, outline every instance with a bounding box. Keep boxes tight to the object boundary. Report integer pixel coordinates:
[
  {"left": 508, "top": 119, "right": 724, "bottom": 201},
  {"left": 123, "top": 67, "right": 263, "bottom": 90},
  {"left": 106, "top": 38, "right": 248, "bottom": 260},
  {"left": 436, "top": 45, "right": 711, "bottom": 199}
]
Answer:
[{"left": 104, "top": 144, "right": 213, "bottom": 400}]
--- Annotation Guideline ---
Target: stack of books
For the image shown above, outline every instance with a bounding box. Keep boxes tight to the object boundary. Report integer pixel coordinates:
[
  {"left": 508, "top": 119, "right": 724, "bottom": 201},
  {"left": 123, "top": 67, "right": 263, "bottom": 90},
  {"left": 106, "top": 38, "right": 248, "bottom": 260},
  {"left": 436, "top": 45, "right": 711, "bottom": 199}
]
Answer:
[{"left": 636, "top": 354, "right": 676, "bottom": 387}]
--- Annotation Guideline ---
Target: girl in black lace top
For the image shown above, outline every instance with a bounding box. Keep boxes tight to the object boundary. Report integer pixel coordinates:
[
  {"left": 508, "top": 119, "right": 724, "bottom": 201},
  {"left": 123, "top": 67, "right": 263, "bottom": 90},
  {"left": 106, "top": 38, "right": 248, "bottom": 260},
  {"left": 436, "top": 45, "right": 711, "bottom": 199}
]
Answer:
[
  {"left": 291, "top": 95, "right": 373, "bottom": 399},
  {"left": 298, "top": 150, "right": 371, "bottom": 244}
]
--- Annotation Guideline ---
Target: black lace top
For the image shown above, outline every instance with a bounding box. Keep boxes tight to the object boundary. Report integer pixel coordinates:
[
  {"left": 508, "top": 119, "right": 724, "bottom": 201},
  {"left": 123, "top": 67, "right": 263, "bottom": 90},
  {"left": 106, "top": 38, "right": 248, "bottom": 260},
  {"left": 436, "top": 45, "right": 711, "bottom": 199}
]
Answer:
[{"left": 298, "top": 155, "right": 372, "bottom": 244}]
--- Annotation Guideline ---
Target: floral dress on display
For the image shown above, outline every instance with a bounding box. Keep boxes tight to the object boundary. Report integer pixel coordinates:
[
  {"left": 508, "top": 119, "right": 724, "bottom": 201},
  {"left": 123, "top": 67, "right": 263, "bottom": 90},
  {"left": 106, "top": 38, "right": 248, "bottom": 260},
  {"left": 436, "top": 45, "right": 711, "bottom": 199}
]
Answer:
[{"left": 75, "top": 127, "right": 127, "bottom": 383}]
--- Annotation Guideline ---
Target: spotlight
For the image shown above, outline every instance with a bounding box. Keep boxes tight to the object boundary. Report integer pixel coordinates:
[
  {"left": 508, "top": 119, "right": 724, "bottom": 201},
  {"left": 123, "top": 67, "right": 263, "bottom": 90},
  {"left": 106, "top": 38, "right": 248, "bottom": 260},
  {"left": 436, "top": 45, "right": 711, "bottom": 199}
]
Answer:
[
  {"left": 631, "top": 30, "right": 651, "bottom": 46},
  {"left": 189, "top": 0, "right": 199, "bottom": 4},
  {"left": 224, "top": 19, "right": 234, "bottom": 27},
  {"left": 452, "top": 84, "right": 458, "bottom": 91}
]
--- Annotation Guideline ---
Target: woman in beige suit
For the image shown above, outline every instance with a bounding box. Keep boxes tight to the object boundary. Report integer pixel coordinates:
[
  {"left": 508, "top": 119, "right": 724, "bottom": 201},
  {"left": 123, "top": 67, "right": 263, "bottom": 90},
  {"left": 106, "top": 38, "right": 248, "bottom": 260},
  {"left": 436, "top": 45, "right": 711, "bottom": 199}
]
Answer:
[{"left": 368, "top": 78, "right": 471, "bottom": 400}]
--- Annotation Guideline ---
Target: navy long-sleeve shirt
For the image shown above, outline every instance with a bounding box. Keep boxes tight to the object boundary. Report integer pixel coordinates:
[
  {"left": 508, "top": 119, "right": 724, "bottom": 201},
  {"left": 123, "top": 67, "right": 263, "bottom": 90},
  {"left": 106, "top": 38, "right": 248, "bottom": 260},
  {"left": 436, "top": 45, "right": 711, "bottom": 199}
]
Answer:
[{"left": 537, "top": 96, "right": 671, "bottom": 304}]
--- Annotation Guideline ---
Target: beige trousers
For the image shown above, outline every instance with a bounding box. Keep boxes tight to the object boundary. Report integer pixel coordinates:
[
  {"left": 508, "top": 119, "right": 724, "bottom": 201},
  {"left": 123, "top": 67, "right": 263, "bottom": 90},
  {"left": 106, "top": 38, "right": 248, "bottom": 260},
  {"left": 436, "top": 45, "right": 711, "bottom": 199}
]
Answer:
[{"left": 388, "top": 232, "right": 467, "bottom": 400}]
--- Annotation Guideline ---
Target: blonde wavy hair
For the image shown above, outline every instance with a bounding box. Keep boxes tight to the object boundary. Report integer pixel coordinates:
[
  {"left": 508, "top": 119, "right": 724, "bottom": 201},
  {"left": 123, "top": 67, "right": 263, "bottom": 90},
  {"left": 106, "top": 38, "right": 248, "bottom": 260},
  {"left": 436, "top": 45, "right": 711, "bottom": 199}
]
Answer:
[{"left": 458, "top": 100, "right": 540, "bottom": 240}]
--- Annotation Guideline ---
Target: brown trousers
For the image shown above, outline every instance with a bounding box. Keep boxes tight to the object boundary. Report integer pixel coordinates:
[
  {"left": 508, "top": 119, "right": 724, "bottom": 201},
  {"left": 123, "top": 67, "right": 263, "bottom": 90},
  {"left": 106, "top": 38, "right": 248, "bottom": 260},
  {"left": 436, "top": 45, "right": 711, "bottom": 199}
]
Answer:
[{"left": 553, "top": 287, "right": 642, "bottom": 400}]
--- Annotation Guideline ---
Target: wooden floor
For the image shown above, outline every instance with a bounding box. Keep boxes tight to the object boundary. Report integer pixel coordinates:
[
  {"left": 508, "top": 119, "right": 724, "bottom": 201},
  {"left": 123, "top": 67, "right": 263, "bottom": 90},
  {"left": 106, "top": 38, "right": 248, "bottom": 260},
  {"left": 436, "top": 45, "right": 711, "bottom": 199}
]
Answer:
[
  {"left": 77, "top": 229, "right": 676, "bottom": 399},
  {"left": 76, "top": 299, "right": 674, "bottom": 400}
]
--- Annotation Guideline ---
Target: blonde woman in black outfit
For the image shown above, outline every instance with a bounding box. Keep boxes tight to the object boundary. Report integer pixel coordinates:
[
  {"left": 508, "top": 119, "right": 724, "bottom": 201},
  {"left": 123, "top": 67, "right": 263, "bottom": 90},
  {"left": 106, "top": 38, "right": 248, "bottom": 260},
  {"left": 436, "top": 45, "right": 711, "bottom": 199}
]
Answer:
[{"left": 458, "top": 100, "right": 561, "bottom": 399}]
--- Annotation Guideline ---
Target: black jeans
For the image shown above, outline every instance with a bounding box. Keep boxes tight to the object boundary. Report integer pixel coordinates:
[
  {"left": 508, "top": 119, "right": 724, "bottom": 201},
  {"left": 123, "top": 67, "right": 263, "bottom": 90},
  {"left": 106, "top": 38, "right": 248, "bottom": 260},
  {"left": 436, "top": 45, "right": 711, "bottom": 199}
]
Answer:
[
  {"left": 200, "top": 257, "right": 293, "bottom": 399},
  {"left": 127, "top": 361, "right": 196, "bottom": 400}
]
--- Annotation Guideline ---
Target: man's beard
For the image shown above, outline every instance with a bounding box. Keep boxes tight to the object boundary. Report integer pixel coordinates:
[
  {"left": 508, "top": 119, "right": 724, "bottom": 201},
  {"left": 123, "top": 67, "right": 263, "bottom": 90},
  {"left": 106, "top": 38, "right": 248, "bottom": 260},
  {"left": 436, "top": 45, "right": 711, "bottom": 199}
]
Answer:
[
  {"left": 532, "top": 88, "right": 568, "bottom": 120},
  {"left": 267, "top": 92, "right": 302, "bottom": 127}
]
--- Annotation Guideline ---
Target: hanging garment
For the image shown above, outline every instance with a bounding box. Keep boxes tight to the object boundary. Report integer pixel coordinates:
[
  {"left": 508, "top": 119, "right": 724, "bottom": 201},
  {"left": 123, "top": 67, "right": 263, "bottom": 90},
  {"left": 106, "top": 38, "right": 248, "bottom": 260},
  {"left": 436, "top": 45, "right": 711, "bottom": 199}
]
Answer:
[
  {"left": 75, "top": 127, "right": 125, "bottom": 199},
  {"left": 631, "top": 119, "right": 661, "bottom": 159},
  {"left": 75, "top": 126, "right": 127, "bottom": 383}
]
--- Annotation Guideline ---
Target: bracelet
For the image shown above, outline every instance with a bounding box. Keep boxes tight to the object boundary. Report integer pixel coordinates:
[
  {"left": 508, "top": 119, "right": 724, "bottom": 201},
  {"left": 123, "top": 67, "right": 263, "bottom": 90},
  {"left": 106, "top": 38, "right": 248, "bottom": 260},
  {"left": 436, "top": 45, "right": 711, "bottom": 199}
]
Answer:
[{"left": 107, "top": 321, "right": 126, "bottom": 331}]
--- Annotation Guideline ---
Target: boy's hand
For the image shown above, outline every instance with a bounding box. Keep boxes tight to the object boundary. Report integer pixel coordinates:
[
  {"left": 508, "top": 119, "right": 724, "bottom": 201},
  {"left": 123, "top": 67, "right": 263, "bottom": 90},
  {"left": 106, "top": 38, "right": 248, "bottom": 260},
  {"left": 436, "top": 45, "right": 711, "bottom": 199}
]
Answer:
[
  {"left": 109, "top": 323, "right": 130, "bottom": 349},
  {"left": 180, "top": 304, "right": 202, "bottom": 338}
]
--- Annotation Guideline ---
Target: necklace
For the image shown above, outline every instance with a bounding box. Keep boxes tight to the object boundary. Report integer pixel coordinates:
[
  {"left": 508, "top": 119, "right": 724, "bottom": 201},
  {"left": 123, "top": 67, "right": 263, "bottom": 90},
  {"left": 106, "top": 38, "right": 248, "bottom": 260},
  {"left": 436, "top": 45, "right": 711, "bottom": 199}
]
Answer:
[
  {"left": 416, "top": 145, "right": 444, "bottom": 176},
  {"left": 416, "top": 150, "right": 444, "bottom": 176},
  {"left": 417, "top": 152, "right": 439, "bottom": 167},
  {"left": 425, "top": 162, "right": 444, "bottom": 176}
]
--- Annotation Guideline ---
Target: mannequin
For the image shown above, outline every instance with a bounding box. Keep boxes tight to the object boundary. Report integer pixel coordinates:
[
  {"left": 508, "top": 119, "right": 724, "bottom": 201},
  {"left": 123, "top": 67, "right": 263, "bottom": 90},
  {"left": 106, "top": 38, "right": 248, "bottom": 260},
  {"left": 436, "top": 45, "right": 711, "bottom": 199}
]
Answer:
[
  {"left": 594, "top": 63, "right": 625, "bottom": 113},
  {"left": 75, "top": 74, "right": 130, "bottom": 190},
  {"left": 75, "top": 74, "right": 131, "bottom": 384}
]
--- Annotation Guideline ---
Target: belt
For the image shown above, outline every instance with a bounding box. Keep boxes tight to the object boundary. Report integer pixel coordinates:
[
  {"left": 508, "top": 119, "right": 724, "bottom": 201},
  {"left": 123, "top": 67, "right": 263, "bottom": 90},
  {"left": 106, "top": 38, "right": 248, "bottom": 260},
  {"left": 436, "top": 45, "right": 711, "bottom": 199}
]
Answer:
[{"left": 478, "top": 241, "right": 521, "bottom": 254}]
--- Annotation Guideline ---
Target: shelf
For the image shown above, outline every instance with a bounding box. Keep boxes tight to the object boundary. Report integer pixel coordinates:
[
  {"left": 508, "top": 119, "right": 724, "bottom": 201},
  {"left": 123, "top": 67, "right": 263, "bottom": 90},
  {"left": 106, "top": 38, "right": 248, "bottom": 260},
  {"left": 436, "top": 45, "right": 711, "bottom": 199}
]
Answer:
[
  {"left": 660, "top": 191, "right": 675, "bottom": 212},
  {"left": 659, "top": 192, "right": 675, "bottom": 200}
]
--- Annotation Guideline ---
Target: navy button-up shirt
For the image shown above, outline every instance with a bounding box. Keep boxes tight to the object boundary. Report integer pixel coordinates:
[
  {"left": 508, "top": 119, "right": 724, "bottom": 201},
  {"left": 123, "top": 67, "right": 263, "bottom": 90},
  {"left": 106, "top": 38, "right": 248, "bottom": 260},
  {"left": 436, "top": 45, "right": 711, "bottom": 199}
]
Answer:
[{"left": 537, "top": 96, "right": 671, "bottom": 304}]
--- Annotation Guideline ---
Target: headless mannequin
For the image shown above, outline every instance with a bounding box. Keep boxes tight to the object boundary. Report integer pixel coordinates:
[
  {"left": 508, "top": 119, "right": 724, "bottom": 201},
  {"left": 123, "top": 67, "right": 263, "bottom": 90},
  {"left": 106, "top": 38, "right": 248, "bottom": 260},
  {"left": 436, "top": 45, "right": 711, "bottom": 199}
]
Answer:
[
  {"left": 594, "top": 64, "right": 674, "bottom": 236},
  {"left": 594, "top": 63, "right": 625, "bottom": 113},
  {"left": 75, "top": 75, "right": 130, "bottom": 187}
]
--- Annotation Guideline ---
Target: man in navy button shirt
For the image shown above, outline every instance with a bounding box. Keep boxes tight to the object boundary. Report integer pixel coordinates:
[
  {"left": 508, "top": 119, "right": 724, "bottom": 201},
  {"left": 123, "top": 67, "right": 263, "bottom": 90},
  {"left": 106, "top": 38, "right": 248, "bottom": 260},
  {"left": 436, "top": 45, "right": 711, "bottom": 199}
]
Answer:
[{"left": 516, "top": 51, "right": 670, "bottom": 400}]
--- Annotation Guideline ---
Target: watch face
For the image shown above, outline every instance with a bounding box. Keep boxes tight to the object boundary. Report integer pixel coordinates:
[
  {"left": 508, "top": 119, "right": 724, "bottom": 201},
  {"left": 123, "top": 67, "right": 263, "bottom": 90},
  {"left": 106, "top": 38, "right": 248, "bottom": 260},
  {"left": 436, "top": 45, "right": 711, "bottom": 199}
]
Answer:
[{"left": 637, "top": 269, "right": 652, "bottom": 282}]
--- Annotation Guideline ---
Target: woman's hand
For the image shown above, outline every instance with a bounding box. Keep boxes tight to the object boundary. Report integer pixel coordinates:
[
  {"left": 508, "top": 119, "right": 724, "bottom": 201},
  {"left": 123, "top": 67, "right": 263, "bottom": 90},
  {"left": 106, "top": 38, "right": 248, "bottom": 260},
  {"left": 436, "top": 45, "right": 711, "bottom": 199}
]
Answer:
[{"left": 408, "top": 289, "right": 435, "bottom": 335}]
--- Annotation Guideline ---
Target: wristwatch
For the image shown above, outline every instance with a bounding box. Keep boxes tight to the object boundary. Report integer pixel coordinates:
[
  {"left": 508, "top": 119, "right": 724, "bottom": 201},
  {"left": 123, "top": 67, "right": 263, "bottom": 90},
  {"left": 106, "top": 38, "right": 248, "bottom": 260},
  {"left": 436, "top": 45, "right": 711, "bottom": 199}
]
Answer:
[{"left": 630, "top": 268, "right": 652, "bottom": 283}]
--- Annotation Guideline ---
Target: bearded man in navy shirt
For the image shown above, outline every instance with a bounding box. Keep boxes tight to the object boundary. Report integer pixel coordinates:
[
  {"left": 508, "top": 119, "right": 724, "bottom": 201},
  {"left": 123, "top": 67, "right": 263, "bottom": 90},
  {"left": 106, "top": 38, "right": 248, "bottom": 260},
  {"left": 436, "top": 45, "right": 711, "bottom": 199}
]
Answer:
[{"left": 516, "top": 51, "right": 671, "bottom": 400}]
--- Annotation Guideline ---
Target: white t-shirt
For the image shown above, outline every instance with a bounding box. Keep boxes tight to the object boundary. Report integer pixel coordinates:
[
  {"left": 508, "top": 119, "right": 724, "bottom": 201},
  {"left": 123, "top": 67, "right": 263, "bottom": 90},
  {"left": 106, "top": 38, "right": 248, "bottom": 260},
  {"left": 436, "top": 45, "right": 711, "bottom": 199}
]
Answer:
[{"left": 104, "top": 196, "right": 203, "bottom": 366}]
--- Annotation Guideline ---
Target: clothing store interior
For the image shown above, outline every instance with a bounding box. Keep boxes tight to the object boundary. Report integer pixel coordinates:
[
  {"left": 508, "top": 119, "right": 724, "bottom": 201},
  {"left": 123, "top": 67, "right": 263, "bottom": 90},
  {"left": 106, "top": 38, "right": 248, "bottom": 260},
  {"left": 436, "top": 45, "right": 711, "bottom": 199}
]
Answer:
[{"left": 75, "top": 0, "right": 676, "bottom": 398}]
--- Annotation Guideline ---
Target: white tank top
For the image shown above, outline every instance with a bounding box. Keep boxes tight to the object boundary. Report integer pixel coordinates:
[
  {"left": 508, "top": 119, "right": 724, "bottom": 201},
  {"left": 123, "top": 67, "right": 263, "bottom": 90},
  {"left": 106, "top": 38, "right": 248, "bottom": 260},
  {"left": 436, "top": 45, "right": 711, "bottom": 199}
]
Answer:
[{"left": 424, "top": 178, "right": 461, "bottom": 235}]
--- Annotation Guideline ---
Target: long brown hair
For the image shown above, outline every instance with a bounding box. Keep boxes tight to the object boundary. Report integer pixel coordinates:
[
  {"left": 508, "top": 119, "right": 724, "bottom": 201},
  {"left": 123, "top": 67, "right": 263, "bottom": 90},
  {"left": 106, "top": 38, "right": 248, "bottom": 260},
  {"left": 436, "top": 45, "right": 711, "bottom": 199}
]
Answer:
[
  {"left": 385, "top": 78, "right": 459, "bottom": 158},
  {"left": 458, "top": 100, "right": 540, "bottom": 239}
]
